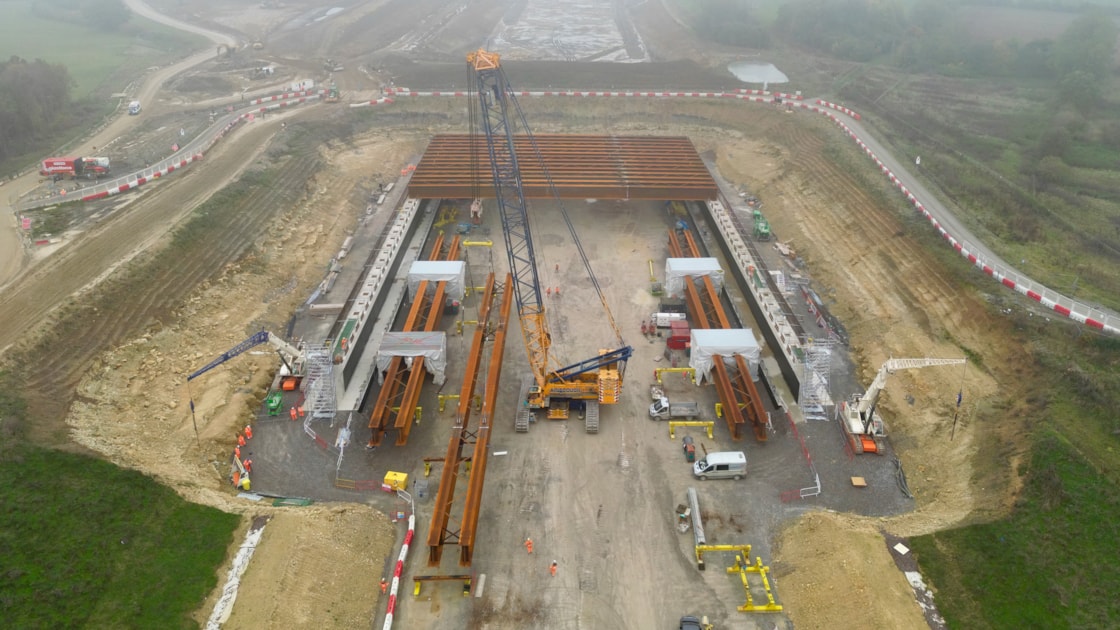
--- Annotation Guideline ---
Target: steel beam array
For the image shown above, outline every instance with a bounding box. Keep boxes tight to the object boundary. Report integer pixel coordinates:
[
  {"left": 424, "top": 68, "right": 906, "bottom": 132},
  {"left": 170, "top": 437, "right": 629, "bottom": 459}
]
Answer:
[
  {"left": 427, "top": 274, "right": 497, "bottom": 565},
  {"left": 409, "top": 134, "right": 718, "bottom": 201},
  {"left": 425, "top": 273, "right": 513, "bottom": 567},
  {"left": 458, "top": 272, "right": 513, "bottom": 566},
  {"left": 367, "top": 234, "right": 455, "bottom": 447},
  {"left": 392, "top": 237, "right": 461, "bottom": 445},
  {"left": 668, "top": 227, "right": 767, "bottom": 441}
]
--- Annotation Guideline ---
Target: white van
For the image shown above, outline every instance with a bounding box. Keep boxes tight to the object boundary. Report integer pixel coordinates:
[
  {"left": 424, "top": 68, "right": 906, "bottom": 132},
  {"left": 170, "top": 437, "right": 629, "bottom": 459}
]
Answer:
[
  {"left": 128, "top": 100, "right": 142, "bottom": 115},
  {"left": 692, "top": 451, "right": 747, "bottom": 480}
]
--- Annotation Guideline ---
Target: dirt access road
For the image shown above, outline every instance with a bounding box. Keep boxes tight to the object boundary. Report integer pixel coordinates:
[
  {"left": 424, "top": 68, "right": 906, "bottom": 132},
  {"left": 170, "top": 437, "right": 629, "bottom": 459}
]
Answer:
[
  {"left": 0, "top": 0, "right": 235, "bottom": 290},
  {"left": 5, "top": 0, "right": 1028, "bottom": 628}
]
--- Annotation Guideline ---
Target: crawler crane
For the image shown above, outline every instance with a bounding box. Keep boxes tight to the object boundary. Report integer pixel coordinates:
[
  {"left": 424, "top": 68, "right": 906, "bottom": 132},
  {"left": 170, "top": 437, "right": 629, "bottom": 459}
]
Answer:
[
  {"left": 841, "top": 357, "right": 967, "bottom": 454},
  {"left": 467, "top": 49, "right": 632, "bottom": 433}
]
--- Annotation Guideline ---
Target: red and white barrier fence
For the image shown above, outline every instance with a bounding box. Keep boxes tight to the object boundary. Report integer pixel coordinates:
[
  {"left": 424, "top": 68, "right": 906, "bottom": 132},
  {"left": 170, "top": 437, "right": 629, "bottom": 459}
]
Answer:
[{"left": 382, "top": 507, "right": 415, "bottom": 629}]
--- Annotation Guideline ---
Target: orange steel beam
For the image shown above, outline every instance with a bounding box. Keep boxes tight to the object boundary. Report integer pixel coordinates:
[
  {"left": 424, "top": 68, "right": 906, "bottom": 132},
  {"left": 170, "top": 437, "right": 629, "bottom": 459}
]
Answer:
[
  {"left": 712, "top": 360, "right": 746, "bottom": 440},
  {"left": 734, "top": 355, "right": 770, "bottom": 441},
  {"left": 459, "top": 272, "right": 514, "bottom": 566},
  {"left": 409, "top": 135, "right": 718, "bottom": 200},
  {"left": 394, "top": 237, "right": 461, "bottom": 444},
  {"left": 427, "top": 273, "right": 496, "bottom": 565},
  {"left": 368, "top": 234, "right": 445, "bottom": 446},
  {"left": 667, "top": 228, "right": 748, "bottom": 440}
]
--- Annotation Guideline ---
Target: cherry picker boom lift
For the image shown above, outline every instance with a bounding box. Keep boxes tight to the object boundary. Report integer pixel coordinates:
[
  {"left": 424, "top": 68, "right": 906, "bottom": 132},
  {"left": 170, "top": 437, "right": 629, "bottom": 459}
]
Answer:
[{"left": 467, "top": 49, "right": 633, "bottom": 433}]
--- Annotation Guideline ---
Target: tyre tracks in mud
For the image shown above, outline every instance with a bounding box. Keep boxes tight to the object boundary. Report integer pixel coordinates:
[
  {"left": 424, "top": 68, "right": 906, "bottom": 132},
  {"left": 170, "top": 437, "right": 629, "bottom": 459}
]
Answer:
[
  {"left": 7, "top": 125, "right": 321, "bottom": 447},
  {"left": 770, "top": 119, "right": 967, "bottom": 335}
]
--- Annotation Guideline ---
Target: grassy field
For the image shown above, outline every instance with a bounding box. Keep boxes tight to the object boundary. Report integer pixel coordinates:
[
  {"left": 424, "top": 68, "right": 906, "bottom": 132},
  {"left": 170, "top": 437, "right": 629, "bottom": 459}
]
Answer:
[
  {"left": 0, "top": 437, "right": 240, "bottom": 628},
  {"left": 911, "top": 428, "right": 1120, "bottom": 629},
  {"left": 0, "top": 1, "right": 204, "bottom": 98}
]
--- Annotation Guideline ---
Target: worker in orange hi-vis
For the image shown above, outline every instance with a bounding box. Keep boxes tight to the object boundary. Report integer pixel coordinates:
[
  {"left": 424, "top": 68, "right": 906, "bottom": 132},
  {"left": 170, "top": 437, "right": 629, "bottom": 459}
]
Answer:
[
  {"left": 244, "top": 425, "right": 253, "bottom": 440},
  {"left": 380, "top": 578, "right": 388, "bottom": 594},
  {"left": 550, "top": 561, "right": 557, "bottom": 577},
  {"left": 554, "top": 286, "right": 561, "bottom": 297},
  {"left": 234, "top": 445, "right": 241, "bottom": 460},
  {"left": 243, "top": 459, "right": 252, "bottom": 473},
  {"left": 289, "top": 406, "right": 298, "bottom": 421},
  {"left": 237, "top": 433, "right": 246, "bottom": 447},
  {"left": 297, "top": 405, "right": 305, "bottom": 418},
  {"left": 524, "top": 537, "right": 533, "bottom": 554}
]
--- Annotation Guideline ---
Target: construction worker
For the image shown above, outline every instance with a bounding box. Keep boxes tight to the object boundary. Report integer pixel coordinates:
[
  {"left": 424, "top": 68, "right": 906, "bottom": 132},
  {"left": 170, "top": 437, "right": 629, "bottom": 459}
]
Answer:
[
  {"left": 244, "top": 424, "right": 253, "bottom": 440},
  {"left": 554, "top": 286, "right": 560, "bottom": 297},
  {"left": 290, "top": 406, "right": 298, "bottom": 421},
  {"left": 237, "top": 433, "right": 246, "bottom": 447},
  {"left": 243, "top": 459, "right": 252, "bottom": 473},
  {"left": 380, "top": 578, "right": 388, "bottom": 594},
  {"left": 524, "top": 537, "right": 533, "bottom": 554},
  {"left": 550, "top": 561, "right": 557, "bottom": 577},
  {"left": 234, "top": 445, "right": 241, "bottom": 460},
  {"left": 297, "top": 405, "right": 305, "bottom": 418}
]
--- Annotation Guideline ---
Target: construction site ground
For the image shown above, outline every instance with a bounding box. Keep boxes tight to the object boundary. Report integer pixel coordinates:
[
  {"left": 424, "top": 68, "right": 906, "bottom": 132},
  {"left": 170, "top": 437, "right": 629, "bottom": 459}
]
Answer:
[{"left": 0, "top": 0, "right": 1025, "bottom": 628}]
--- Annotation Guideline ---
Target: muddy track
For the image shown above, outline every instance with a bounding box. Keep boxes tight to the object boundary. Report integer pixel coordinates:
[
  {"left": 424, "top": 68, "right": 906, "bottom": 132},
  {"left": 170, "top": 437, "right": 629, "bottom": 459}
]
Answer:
[
  {"left": 16, "top": 146, "right": 320, "bottom": 447},
  {"left": 772, "top": 118, "right": 967, "bottom": 335},
  {"left": 0, "top": 123, "right": 284, "bottom": 356}
]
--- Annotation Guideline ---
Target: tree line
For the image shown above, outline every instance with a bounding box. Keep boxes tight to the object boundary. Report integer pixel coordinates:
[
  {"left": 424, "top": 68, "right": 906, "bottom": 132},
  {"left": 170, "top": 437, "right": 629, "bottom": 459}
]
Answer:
[
  {"left": 0, "top": 57, "right": 74, "bottom": 164},
  {"left": 689, "top": 1, "right": 1117, "bottom": 93}
]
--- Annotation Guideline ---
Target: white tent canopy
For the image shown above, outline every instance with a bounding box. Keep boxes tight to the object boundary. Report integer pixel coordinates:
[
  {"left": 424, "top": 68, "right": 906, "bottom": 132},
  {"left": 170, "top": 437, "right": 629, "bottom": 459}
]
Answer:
[
  {"left": 689, "top": 328, "right": 761, "bottom": 385},
  {"left": 376, "top": 332, "right": 447, "bottom": 385},
  {"left": 665, "top": 258, "right": 724, "bottom": 297},
  {"left": 407, "top": 260, "right": 465, "bottom": 301}
]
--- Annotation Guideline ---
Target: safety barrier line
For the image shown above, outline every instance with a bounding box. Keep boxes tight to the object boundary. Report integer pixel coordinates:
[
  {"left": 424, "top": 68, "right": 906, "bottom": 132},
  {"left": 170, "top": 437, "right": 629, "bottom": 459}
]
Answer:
[{"left": 382, "top": 512, "right": 415, "bottom": 629}]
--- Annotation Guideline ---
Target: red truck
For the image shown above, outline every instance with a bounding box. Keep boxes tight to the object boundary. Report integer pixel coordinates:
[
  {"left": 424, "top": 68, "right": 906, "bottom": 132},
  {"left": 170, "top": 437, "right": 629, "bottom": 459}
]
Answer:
[{"left": 39, "top": 156, "right": 111, "bottom": 180}]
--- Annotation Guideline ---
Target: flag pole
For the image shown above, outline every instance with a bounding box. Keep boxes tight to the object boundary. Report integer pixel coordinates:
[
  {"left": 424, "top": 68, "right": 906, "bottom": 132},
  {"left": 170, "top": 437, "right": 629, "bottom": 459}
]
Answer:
[{"left": 950, "top": 360, "right": 967, "bottom": 440}]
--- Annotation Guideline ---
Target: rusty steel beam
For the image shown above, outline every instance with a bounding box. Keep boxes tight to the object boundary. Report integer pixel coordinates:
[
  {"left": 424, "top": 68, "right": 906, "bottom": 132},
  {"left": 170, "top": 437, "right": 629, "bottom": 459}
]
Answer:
[
  {"left": 393, "top": 237, "right": 461, "bottom": 444},
  {"left": 459, "top": 273, "right": 514, "bottom": 567},
  {"left": 367, "top": 234, "right": 445, "bottom": 446},
  {"left": 427, "top": 274, "right": 496, "bottom": 565},
  {"left": 712, "top": 359, "right": 747, "bottom": 440},
  {"left": 409, "top": 135, "right": 718, "bottom": 200},
  {"left": 734, "top": 355, "right": 770, "bottom": 441}
]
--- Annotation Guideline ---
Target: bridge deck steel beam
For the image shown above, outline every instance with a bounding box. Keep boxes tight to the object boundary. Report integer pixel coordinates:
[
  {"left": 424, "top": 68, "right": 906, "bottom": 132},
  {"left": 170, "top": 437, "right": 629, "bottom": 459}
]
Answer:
[
  {"left": 368, "top": 234, "right": 444, "bottom": 446},
  {"left": 459, "top": 273, "right": 514, "bottom": 567},
  {"left": 393, "top": 238, "right": 460, "bottom": 444},
  {"left": 427, "top": 273, "right": 496, "bottom": 566},
  {"left": 409, "top": 135, "right": 718, "bottom": 200}
]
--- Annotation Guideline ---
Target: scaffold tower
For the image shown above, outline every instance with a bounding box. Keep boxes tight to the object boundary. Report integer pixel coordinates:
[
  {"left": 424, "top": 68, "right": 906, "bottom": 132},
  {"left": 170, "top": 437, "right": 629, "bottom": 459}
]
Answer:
[
  {"left": 303, "top": 346, "right": 336, "bottom": 421},
  {"left": 799, "top": 338, "right": 833, "bottom": 421}
]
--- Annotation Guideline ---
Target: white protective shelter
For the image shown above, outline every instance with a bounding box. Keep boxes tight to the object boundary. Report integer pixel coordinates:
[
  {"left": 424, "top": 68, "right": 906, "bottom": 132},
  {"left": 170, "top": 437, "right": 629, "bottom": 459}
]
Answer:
[
  {"left": 407, "top": 261, "right": 466, "bottom": 302},
  {"left": 689, "top": 329, "right": 761, "bottom": 385},
  {"left": 376, "top": 332, "right": 448, "bottom": 385},
  {"left": 665, "top": 258, "right": 724, "bottom": 297}
]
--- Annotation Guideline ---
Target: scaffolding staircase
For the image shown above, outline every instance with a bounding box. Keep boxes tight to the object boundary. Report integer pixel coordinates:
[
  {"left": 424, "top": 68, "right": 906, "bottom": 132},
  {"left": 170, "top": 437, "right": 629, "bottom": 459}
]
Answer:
[
  {"left": 303, "top": 345, "right": 336, "bottom": 421},
  {"left": 798, "top": 338, "right": 833, "bottom": 421}
]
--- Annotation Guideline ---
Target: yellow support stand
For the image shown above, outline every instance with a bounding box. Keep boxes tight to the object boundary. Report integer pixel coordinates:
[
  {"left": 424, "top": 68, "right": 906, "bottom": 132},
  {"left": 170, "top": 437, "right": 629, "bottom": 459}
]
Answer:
[
  {"left": 654, "top": 367, "right": 696, "bottom": 385},
  {"left": 389, "top": 406, "right": 422, "bottom": 424},
  {"left": 694, "top": 545, "right": 783, "bottom": 613},
  {"left": 438, "top": 394, "right": 459, "bottom": 413},
  {"left": 727, "top": 555, "right": 784, "bottom": 613},
  {"left": 456, "top": 320, "right": 479, "bottom": 335},
  {"left": 668, "top": 420, "right": 714, "bottom": 439}
]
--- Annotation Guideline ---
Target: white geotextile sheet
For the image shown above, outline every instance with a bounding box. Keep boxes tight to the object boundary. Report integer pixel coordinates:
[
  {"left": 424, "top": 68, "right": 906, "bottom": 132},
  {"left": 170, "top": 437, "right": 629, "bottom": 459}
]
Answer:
[
  {"left": 376, "top": 332, "right": 447, "bottom": 385},
  {"left": 689, "top": 328, "right": 760, "bottom": 385},
  {"left": 407, "top": 261, "right": 466, "bottom": 301},
  {"left": 665, "top": 258, "right": 724, "bottom": 297}
]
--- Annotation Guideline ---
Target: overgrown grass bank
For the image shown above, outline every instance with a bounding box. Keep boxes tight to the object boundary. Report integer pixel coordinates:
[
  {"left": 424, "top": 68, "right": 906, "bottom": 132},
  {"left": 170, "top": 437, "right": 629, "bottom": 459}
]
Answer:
[
  {"left": 911, "top": 428, "right": 1120, "bottom": 629},
  {"left": 0, "top": 433, "right": 239, "bottom": 628}
]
